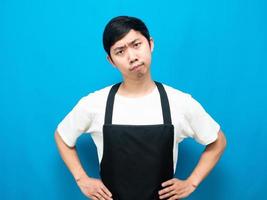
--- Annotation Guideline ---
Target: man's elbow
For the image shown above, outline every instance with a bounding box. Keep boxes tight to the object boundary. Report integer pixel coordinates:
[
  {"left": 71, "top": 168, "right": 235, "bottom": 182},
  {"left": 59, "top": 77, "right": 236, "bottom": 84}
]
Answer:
[
  {"left": 218, "top": 130, "right": 227, "bottom": 153},
  {"left": 54, "top": 130, "right": 61, "bottom": 143},
  {"left": 206, "top": 130, "right": 227, "bottom": 154}
]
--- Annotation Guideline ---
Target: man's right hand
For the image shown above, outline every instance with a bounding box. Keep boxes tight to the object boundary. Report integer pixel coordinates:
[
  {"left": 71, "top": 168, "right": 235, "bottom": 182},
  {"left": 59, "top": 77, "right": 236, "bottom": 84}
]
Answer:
[{"left": 76, "top": 175, "right": 113, "bottom": 200}]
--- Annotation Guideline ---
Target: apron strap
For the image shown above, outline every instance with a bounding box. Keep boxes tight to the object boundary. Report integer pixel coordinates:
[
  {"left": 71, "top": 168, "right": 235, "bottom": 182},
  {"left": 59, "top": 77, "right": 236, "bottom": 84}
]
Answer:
[
  {"left": 104, "top": 81, "right": 172, "bottom": 125},
  {"left": 155, "top": 81, "right": 172, "bottom": 124},
  {"left": 104, "top": 82, "right": 121, "bottom": 125}
]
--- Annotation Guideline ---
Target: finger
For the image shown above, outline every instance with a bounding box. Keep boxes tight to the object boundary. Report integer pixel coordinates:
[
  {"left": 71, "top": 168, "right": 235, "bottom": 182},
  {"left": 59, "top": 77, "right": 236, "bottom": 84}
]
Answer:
[
  {"left": 90, "top": 195, "right": 100, "bottom": 200},
  {"left": 162, "top": 178, "right": 175, "bottom": 187},
  {"left": 93, "top": 192, "right": 102, "bottom": 200},
  {"left": 167, "top": 194, "right": 179, "bottom": 200},
  {"left": 98, "top": 189, "right": 113, "bottom": 200},
  {"left": 101, "top": 184, "right": 113, "bottom": 198},
  {"left": 158, "top": 185, "right": 175, "bottom": 195},
  {"left": 84, "top": 191, "right": 97, "bottom": 199},
  {"left": 159, "top": 190, "right": 176, "bottom": 199}
]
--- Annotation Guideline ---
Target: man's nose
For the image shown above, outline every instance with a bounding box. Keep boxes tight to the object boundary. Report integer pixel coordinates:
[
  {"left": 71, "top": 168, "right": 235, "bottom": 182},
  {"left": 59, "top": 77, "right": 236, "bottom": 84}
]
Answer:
[{"left": 128, "top": 49, "right": 138, "bottom": 64}]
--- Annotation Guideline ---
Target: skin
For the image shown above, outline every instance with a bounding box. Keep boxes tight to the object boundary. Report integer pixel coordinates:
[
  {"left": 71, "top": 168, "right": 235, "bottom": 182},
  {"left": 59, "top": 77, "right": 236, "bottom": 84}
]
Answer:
[
  {"left": 107, "top": 29, "right": 156, "bottom": 97},
  {"left": 158, "top": 130, "right": 226, "bottom": 199},
  {"left": 54, "top": 29, "right": 227, "bottom": 200}
]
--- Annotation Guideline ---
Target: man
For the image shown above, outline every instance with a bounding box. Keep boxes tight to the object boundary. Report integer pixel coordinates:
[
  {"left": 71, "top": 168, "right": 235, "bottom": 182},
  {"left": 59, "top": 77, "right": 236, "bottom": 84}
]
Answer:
[{"left": 54, "top": 16, "right": 226, "bottom": 200}]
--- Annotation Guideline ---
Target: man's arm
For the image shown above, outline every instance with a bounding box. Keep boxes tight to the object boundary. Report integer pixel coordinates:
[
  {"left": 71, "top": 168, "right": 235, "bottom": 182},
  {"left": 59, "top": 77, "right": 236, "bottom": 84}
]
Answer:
[
  {"left": 187, "top": 129, "right": 227, "bottom": 187},
  {"left": 54, "top": 131, "right": 87, "bottom": 180},
  {"left": 159, "top": 130, "right": 227, "bottom": 199},
  {"left": 54, "top": 130, "right": 113, "bottom": 200}
]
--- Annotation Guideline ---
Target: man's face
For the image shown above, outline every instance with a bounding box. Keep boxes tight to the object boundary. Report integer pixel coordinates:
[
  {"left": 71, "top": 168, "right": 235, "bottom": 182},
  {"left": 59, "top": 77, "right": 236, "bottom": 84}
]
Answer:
[{"left": 108, "top": 29, "right": 154, "bottom": 80}]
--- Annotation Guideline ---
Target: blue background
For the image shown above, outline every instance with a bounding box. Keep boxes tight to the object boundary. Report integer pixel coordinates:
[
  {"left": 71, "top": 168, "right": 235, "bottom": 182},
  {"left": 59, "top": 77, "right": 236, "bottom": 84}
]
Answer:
[{"left": 1, "top": 0, "right": 266, "bottom": 199}]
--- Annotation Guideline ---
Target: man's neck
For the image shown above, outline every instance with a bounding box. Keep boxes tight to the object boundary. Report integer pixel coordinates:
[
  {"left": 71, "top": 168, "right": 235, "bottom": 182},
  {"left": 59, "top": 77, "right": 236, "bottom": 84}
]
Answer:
[{"left": 118, "top": 75, "right": 156, "bottom": 98}]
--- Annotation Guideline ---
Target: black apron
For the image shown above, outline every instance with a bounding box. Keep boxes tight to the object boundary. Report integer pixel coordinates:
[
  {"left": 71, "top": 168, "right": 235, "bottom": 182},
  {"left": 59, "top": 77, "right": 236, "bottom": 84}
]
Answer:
[{"left": 100, "top": 81, "right": 174, "bottom": 200}]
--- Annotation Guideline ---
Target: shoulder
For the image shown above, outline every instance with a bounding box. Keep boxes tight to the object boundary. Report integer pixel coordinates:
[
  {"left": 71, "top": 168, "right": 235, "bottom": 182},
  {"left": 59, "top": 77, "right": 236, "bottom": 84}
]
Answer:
[
  {"left": 75, "top": 84, "right": 113, "bottom": 111},
  {"left": 85, "top": 85, "right": 113, "bottom": 100},
  {"left": 161, "top": 83, "right": 198, "bottom": 113},
  {"left": 162, "top": 83, "right": 192, "bottom": 102}
]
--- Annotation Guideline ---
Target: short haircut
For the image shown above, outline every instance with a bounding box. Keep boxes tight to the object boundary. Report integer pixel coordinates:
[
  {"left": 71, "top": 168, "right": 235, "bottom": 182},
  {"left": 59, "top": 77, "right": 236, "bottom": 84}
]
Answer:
[{"left": 103, "top": 16, "right": 151, "bottom": 56}]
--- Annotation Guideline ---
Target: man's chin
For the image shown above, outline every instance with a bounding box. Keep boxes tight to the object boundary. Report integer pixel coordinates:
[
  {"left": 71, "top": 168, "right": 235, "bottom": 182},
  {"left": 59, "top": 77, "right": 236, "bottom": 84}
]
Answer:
[
  {"left": 136, "top": 69, "right": 149, "bottom": 78},
  {"left": 137, "top": 72, "right": 144, "bottom": 78}
]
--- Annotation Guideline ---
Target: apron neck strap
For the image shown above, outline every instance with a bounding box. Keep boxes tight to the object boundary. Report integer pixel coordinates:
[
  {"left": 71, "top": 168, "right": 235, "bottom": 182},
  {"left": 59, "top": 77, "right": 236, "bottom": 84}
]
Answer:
[
  {"left": 104, "top": 81, "right": 172, "bottom": 125},
  {"left": 155, "top": 81, "right": 172, "bottom": 124}
]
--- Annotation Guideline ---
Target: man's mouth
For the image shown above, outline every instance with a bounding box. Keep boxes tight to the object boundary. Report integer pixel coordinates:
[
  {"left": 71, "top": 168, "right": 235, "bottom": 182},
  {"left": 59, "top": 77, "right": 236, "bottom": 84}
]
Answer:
[{"left": 130, "top": 63, "right": 144, "bottom": 71}]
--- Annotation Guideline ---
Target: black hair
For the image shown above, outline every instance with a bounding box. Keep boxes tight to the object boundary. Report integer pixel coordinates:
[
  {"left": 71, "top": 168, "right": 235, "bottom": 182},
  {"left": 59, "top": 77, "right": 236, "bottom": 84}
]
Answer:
[{"left": 103, "top": 16, "right": 151, "bottom": 57}]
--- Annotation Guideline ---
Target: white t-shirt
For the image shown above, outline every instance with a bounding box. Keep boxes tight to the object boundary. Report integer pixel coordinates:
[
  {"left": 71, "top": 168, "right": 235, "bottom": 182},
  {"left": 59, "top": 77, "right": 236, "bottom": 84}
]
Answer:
[{"left": 57, "top": 83, "right": 220, "bottom": 172}]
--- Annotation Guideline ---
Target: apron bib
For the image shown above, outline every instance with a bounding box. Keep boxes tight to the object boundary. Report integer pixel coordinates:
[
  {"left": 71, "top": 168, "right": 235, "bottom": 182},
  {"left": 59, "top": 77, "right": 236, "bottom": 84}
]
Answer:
[{"left": 100, "top": 81, "right": 174, "bottom": 200}]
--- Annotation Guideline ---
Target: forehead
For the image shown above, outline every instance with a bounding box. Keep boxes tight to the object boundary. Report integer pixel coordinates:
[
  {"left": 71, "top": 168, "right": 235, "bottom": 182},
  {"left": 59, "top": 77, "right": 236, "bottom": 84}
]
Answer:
[{"left": 111, "top": 29, "right": 145, "bottom": 49}]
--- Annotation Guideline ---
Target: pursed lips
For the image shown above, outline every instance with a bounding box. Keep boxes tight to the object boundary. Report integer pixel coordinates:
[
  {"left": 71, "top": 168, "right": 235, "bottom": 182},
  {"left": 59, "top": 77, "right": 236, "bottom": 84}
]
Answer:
[{"left": 129, "top": 63, "right": 144, "bottom": 71}]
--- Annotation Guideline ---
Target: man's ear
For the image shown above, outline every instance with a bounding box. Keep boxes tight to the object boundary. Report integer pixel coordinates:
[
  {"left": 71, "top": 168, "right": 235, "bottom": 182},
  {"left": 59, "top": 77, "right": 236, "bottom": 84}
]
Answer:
[
  {"left": 107, "top": 55, "right": 116, "bottom": 68},
  {"left": 149, "top": 37, "right": 154, "bottom": 52}
]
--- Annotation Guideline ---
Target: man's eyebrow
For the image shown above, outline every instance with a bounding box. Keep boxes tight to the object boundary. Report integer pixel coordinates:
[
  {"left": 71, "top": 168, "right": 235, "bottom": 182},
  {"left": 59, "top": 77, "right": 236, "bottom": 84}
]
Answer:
[
  {"left": 113, "top": 38, "right": 140, "bottom": 52},
  {"left": 128, "top": 38, "right": 140, "bottom": 45},
  {"left": 113, "top": 45, "right": 126, "bottom": 52}
]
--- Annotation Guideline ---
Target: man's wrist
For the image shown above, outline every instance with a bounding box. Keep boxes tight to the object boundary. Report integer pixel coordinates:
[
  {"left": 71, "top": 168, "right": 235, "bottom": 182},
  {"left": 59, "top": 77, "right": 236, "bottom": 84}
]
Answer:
[
  {"left": 74, "top": 172, "right": 88, "bottom": 182},
  {"left": 187, "top": 176, "right": 199, "bottom": 188}
]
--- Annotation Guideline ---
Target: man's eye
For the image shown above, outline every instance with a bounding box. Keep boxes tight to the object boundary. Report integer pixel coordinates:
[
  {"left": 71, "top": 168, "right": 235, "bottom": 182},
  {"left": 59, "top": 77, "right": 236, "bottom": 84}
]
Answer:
[
  {"left": 134, "top": 42, "right": 141, "bottom": 48},
  {"left": 116, "top": 50, "right": 124, "bottom": 55}
]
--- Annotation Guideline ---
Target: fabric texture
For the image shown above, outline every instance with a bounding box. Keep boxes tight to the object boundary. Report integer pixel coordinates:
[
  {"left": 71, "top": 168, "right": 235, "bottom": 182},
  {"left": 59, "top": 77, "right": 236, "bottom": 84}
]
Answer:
[{"left": 57, "top": 83, "right": 220, "bottom": 171}]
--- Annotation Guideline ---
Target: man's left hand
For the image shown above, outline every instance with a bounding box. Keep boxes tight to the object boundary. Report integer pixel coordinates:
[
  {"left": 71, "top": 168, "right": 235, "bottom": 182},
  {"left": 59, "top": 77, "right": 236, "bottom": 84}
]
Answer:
[{"left": 158, "top": 178, "right": 196, "bottom": 199}]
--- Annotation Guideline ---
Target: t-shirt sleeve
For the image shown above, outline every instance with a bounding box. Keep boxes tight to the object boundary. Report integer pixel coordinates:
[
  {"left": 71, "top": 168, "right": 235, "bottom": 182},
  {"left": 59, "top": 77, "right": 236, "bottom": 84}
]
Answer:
[
  {"left": 183, "top": 94, "right": 220, "bottom": 145},
  {"left": 57, "top": 97, "right": 92, "bottom": 147}
]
